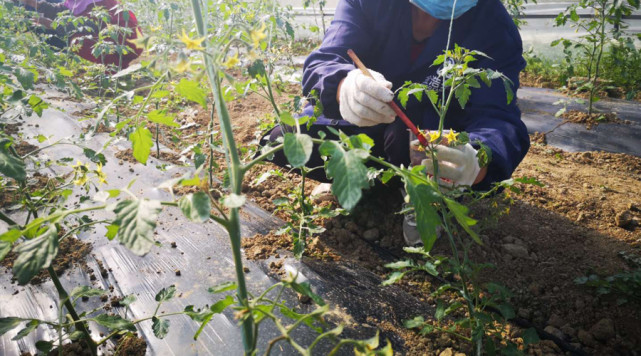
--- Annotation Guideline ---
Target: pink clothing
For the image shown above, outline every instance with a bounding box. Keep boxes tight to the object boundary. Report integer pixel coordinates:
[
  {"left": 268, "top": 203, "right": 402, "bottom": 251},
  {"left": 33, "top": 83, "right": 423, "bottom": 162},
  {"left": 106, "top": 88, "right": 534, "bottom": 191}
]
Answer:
[{"left": 64, "top": 0, "right": 103, "bottom": 16}]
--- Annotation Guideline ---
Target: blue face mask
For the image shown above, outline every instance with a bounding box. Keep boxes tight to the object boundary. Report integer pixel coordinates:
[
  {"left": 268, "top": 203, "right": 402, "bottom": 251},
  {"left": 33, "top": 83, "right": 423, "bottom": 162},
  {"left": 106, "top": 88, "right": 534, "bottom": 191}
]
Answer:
[{"left": 409, "top": 0, "right": 478, "bottom": 20}]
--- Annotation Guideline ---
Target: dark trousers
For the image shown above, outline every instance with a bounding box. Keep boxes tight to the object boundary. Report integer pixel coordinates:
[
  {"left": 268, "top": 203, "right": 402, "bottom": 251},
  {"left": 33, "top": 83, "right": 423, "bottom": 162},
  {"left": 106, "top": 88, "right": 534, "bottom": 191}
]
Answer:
[{"left": 264, "top": 118, "right": 413, "bottom": 183}]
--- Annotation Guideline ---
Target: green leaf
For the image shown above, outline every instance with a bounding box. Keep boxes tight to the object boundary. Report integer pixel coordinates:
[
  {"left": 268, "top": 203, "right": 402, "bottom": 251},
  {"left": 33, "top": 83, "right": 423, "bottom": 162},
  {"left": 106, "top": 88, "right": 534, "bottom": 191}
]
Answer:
[
  {"left": 319, "top": 141, "right": 369, "bottom": 211},
  {"left": 289, "top": 281, "right": 326, "bottom": 306},
  {"left": 283, "top": 133, "right": 313, "bottom": 168},
  {"left": 406, "top": 182, "right": 441, "bottom": 251},
  {"left": 148, "top": 110, "right": 179, "bottom": 128},
  {"left": 13, "top": 225, "right": 59, "bottom": 285},
  {"left": 248, "top": 59, "right": 266, "bottom": 79},
  {"left": 129, "top": 126, "right": 153, "bottom": 165},
  {"left": 279, "top": 306, "right": 323, "bottom": 333},
  {"left": 175, "top": 78, "right": 207, "bottom": 109},
  {"left": 105, "top": 224, "right": 119, "bottom": 240},
  {"left": 93, "top": 314, "right": 136, "bottom": 332},
  {"left": 503, "top": 79, "right": 514, "bottom": 105},
  {"left": 435, "top": 300, "right": 446, "bottom": 321},
  {"left": 111, "top": 199, "right": 162, "bottom": 255},
  {"left": 0, "top": 241, "right": 11, "bottom": 261},
  {"left": 0, "top": 139, "right": 26, "bottom": 182},
  {"left": 427, "top": 90, "right": 439, "bottom": 106},
  {"left": 28, "top": 95, "right": 48, "bottom": 117},
  {"left": 14, "top": 67, "right": 36, "bottom": 90},
  {"left": 222, "top": 193, "right": 245, "bottom": 208},
  {"left": 444, "top": 198, "right": 480, "bottom": 244},
  {"left": 384, "top": 260, "right": 414, "bottom": 270},
  {"left": 404, "top": 316, "right": 425, "bottom": 329},
  {"left": 193, "top": 296, "right": 234, "bottom": 340},
  {"left": 12, "top": 320, "right": 39, "bottom": 340},
  {"left": 454, "top": 85, "right": 471, "bottom": 109},
  {"left": 152, "top": 317, "right": 170, "bottom": 339},
  {"left": 522, "top": 327, "right": 540, "bottom": 346},
  {"left": 119, "top": 295, "right": 137, "bottom": 307},
  {"left": 0, "top": 229, "right": 21, "bottom": 243},
  {"left": 497, "top": 303, "right": 515, "bottom": 320},
  {"left": 0, "top": 318, "right": 27, "bottom": 336},
  {"left": 70, "top": 286, "right": 107, "bottom": 299},
  {"left": 155, "top": 285, "right": 176, "bottom": 302},
  {"left": 83, "top": 148, "right": 106, "bottom": 165},
  {"left": 179, "top": 193, "right": 211, "bottom": 223},
  {"left": 35, "top": 340, "right": 53, "bottom": 353},
  {"left": 208, "top": 281, "right": 236, "bottom": 294},
  {"left": 382, "top": 271, "right": 406, "bottom": 286}
]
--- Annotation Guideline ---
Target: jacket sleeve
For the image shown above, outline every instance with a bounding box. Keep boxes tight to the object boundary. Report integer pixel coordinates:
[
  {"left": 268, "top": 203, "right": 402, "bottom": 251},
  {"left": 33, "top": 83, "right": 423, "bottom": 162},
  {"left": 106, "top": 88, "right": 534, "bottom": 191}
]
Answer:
[
  {"left": 302, "top": 0, "right": 375, "bottom": 119},
  {"left": 451, "top": 14, "right": 529, "bottom": 190}
]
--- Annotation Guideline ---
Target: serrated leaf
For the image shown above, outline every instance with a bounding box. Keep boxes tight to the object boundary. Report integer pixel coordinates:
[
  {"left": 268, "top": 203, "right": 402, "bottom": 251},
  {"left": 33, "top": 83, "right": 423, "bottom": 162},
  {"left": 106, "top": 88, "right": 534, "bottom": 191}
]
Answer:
[
  {"left": 193, "top": 295, "right": 234, "bottom": 340},
  {"left": 319, "top": 141, "right": 369, "bottom": 211},
  {"left": 83, "top": 148, "right": 106, "bottom": 165},
  {"left": 289, "top": 281, "right": 325, "bottom": 306},
  {"left": 444, "top": 198, "right": 480, "bottom": 244},
  {"left": 148, "top": 110, "right": 179, "bottom": 128},
  {"left": 105, "top": 224, "right": 119, "bottom": 240},
  {"left": 12, "top": 320, "right": 39, "bottom": 340},
  {"left": 0, "top": 241, "right": 11, "bottom": 261},
  {"left": 175, "top": 78, "right": 207, "bottom": 109},
  {"left": 384, "top": 260, "right": 414, "bottom": 270},
  {"left": 28, "top": 95, "right": 48, "bottom": 117},
  {"left": 455, "top": 85, "right": 471, "bottom": 109},
  {"left": 129, "top": 126, "right": 153, "bottom": 165},
  {"left": 0, "top": 139, "right": 26, "bottom": 182},
  {"left": 111, "top": 199, "right": 161, "bottom": 255},
  {"left": 119, "top": 295, "right": 137, "bottom": 306},
  {"left": 152, "top": 317, "right": 169, "bottom": 339},
  {"left": 0, "top": 318, "right": 27, "bottom": 336},
  {"left": 179, "top": 193, "right": 211, "bottom": 223},
  {"left": 155, "top": 285, "right": 176, "bottom": 302},
  {"left": 208, "top": 281, "right": 236, "bottom": 294},
  {"left": 13, "top": 225, "right": 59, "bottom": 285},
  {"left": 93, "top": 314, "right": 135, "bottom": 331},
  {"left": 283, "top": 133, "right": 313, "bottom": 168}
]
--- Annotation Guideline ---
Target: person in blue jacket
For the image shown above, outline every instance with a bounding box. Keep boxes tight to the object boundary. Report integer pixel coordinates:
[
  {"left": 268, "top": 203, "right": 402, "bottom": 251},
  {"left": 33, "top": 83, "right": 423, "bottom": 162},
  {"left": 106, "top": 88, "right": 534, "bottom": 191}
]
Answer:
[{"left": 266, "top": 0, "right": 529, "bottom": 192}]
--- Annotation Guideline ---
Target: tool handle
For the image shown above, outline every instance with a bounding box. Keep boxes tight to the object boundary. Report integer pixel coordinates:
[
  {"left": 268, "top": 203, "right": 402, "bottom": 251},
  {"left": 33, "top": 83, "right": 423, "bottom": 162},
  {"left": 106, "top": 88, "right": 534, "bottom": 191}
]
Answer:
[{"left": 346, "top": 49, "right": 429, "bottom": 146}]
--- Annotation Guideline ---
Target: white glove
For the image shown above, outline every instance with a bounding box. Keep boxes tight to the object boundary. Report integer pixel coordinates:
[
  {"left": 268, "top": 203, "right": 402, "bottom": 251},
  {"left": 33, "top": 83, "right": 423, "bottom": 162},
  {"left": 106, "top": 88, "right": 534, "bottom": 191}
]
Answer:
[
  {"left": 422, "top": 143, "right": 481, "bottom": 187},
  {"left": 339, "top": 68, "right": 396, "bottom": 127}
]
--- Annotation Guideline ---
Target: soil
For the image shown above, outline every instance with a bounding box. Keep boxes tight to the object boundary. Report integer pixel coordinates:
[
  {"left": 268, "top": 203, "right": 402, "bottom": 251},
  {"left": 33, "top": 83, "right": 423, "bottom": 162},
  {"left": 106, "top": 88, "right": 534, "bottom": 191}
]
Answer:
[
  {"left": 519, "top": 72, "right": 641, "bottom": 102},
  {"left": 46, "top": 341, "right": 94, "bottom": 356},
  {"left": 2, "top": 237, "right": 93, "bottom": 285},
  {"left": 115, "top": 335, "right": 147, "bottom": 356},
  {"left": 560, "top": 109, "right": 629, "bottom": 130}
]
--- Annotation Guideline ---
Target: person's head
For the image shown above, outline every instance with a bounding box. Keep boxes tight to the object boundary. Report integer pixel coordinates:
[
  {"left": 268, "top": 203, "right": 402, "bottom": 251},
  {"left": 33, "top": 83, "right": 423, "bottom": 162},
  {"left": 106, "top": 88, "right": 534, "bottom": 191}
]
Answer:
[{"left": 409, "top": 0, "right": 478, "bottom": 20}]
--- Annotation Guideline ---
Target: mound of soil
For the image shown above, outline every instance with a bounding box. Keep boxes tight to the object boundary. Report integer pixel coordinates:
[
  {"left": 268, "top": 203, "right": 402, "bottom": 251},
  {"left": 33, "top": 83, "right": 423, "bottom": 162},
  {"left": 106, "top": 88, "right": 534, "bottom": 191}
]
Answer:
[
  {"left": 561, "top": 110, "right": 628, "bottom": 130},
  {"left": 2, "top": 237, "right": 93, "bottom": 285},
  {"left": 115, "top": 335, "right": 147, "bottom": 356}
]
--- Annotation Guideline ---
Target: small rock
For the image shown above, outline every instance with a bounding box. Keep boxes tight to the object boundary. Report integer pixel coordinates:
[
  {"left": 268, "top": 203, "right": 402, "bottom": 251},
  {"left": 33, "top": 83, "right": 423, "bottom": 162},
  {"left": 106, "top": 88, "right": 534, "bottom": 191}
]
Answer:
[
  {"left": 544, "top": 325, "right": 566, "bottom": 340},
  {"left": 590, "top": 318, "right": 615, "bottom": 341},
  {"left": 503, "top": 243, "right": 529, "bottom": 259},
  {"left": 575, "top": 299, "right": 585, "bottom": 310},
  {"left": 529, "top": 282, "right": 544, "bottom": 296},
  {"left": 170, "top": 241, "right": 177, "bottom": 248},
  {"left": 552, "top": 286, "right": 560, "bottom": 293},
  {"left": 547, "top": 313, "right": 565, "bottom": 328},
  {"left": 243, "top": 267, "right": 250, "bottom": 273},
  {"left": 502, "top": 235, "right": 515, "bottom": 243},
  {"left": 561, "top": 324, "right": 576, "bottom": 338},
  {"left": 175, "top": 270, "right": 181, "bottom": 276},
  {"left": 518, "top": 308, "right": 531, "bottom": 319},
  {"left": 362, "top": 228, "right": 380, "bottom": 241},
  {"left": 615, "top": 210, "right": 635, "bottom": 229},
  {"left": 438, "top": 347, "right": 465, "bottom": 356},
  {"left": 578, "top": 329, "right": 598, "bottom": 347}
]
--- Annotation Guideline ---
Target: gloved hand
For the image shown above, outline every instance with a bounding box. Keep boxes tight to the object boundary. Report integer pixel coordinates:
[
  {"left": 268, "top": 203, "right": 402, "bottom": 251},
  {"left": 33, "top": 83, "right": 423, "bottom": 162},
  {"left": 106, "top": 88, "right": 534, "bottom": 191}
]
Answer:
[
  {"left": 422, "top": 143, "right": 481, "bottom": 187},
  {"left": 338, "top": 68, "right": 396, "bottom": 127}
]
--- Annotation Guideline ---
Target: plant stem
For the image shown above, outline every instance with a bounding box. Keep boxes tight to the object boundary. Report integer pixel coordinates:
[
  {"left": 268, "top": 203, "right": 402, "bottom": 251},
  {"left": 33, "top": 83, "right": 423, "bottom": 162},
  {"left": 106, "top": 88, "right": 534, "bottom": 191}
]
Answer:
[
  {"left": 190, "top": 0, "right": 255, "bottom": 352},
  {"left": 48, "top": 266, "right": 97, "bottom": 356}
]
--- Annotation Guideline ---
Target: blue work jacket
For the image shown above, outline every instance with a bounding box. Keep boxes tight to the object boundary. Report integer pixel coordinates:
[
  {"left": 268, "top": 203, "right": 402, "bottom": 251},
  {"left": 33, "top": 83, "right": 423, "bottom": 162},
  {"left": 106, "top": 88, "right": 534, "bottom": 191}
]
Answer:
[{"left": 301, "top": 0, "right": 530, "bottom": 189}]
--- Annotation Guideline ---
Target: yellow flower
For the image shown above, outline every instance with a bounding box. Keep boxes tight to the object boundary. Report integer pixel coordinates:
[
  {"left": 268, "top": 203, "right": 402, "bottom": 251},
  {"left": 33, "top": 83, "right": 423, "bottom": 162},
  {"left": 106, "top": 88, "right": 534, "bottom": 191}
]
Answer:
[
  {"left": 428, "top": 131, "right": 441, "bottom": 143},
  {"left": 95, "top": 163, "right": 107, "bottom": 185},
  {"left": 128, "top": 28, "right": 147, "bottom": 50},
  {"left": 175, "top": 58, "right": 191, "bottom": 73},
  {"left": 221, "top": 52, "right": 239, "bottom": 68},
  {"left": 180, "top": 29, "right": 205, "bottom": 51},
  {"left": 74, "top": 174, "right": 88, "bottom": 186},
  {"left": 249, "top": 23, "right": 267, "bottom": 48},
  {"left": 445, "top": 130, "right": 459, "bottom": 144}
]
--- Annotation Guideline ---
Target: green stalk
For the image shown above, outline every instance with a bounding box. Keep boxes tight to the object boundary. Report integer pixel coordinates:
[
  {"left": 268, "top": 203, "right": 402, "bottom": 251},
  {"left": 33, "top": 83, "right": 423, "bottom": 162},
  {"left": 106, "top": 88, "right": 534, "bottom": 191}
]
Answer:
[
  {"left": 48, "top": 266, "right": 97, "bottom": 356},
  {"left": 190, "top": 0, "right": 255, "bottom": 352},
  {"left": 589, "top": 3, "right": 607, "bottom": 116}
]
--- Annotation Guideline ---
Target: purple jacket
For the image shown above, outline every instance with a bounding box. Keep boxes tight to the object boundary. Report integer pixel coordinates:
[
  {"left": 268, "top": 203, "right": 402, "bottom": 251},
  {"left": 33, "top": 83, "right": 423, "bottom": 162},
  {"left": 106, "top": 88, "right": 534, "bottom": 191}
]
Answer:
[{"left": 302, "top": 0, "right": 530, "bottom": 189}]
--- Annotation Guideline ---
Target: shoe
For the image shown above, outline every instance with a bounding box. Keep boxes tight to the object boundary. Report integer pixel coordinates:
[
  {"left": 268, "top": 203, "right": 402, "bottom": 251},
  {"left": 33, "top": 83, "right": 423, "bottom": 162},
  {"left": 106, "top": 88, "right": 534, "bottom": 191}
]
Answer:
[{"left": 402, "top": 202, "right": 443, "bottom": 247}]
